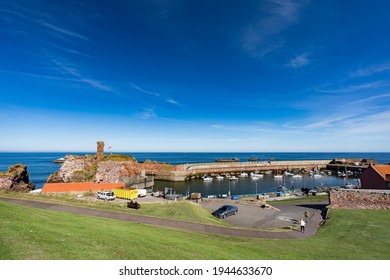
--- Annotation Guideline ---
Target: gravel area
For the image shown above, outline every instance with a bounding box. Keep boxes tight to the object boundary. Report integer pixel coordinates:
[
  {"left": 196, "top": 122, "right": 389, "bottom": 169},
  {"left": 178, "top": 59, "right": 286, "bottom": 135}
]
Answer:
[{"left": 199, "top": 198, "right": 327, "bottom": 229}]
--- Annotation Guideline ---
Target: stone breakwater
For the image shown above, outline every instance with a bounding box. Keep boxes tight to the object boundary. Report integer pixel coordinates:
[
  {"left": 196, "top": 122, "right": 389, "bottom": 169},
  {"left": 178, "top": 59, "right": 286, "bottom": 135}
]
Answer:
[
  {"left": 329, "top": 189, "right": 390, "bottom": 210},
  {"left": 150, "top": 160, "right": 331, "bottom": 181}
]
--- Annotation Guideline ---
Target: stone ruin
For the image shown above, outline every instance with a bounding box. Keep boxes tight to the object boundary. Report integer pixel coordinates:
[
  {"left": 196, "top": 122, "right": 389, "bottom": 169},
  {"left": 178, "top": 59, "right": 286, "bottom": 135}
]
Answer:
[{"left": 96, "top": 141, "right": 105, "bottom": 161}]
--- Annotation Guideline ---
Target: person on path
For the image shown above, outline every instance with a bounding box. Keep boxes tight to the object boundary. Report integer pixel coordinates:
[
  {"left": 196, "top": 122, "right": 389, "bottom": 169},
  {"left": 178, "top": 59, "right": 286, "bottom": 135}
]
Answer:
[
  {"left": 303, "top": 211, "right": 309, "bottom": 223},
  {"left": 300, "top": 219, "right": 306, "bottom": 233}
]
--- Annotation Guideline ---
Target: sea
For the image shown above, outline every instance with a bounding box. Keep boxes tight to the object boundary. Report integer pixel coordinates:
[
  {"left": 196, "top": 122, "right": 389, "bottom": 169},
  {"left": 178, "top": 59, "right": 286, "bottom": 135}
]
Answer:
[{"left": 1, "top": 152, "right": 389, "bottom": 196}]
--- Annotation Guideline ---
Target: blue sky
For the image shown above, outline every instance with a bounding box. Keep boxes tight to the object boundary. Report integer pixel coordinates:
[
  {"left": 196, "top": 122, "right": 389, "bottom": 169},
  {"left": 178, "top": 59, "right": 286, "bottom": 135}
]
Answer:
[{"left": 1, "top": 0, "right": 389, "bottom": 152}]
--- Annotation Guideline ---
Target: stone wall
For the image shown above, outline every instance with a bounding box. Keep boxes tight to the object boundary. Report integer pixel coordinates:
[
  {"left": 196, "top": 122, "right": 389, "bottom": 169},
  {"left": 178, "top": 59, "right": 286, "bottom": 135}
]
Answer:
[
  {"left": 329, "top": 189, "right": 390, "bottom": 210},
  {"left": 95, "top": 161, "right": 140, "bottom": 183}
]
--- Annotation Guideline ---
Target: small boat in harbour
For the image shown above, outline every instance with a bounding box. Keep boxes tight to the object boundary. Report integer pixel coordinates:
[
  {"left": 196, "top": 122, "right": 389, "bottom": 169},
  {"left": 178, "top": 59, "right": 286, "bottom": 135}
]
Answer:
[
  {"left": 229, "top": 176, "right": 238, "bottom": 181},
  {"left": 203, "top": 176, "right": 213, "bottom": 182},
  {"left": 215, "top": 175, "right": 224, "bottom": 180},
  {"left": 250, "top": 172, "right": 263, "bottom": 178}
]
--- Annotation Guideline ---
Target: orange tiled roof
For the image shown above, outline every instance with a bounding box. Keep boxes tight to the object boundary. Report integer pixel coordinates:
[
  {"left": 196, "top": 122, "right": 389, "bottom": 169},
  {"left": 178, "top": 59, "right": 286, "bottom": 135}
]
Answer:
[
  {"left": 372, "top": 165, "right": 390, "bottom": 180},
  {"left": 41, "top": 182, "right": 125, "bottom": 193}
]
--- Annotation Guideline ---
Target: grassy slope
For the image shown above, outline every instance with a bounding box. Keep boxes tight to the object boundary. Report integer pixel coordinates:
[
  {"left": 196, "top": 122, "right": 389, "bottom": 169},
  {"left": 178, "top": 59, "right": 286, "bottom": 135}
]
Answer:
[{"left": 0, "top": 200, "right": 389, "bottom": 260}]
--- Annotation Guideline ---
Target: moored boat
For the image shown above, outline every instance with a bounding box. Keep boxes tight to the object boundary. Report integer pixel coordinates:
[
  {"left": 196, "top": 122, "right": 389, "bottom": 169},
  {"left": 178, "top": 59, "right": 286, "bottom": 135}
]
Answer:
[{"left": 53, "top": 157, "right": 65, "bottom": 163}]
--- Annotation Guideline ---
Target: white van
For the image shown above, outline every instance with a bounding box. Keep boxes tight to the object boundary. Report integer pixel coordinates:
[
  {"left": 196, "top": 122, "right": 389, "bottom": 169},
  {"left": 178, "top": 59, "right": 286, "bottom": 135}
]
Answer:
[
  {"left": 138, "top": 189, "right": 147, "bottom": 197},
  {"left": 97, "top": 191, "right": 116, "bottom": 201}
]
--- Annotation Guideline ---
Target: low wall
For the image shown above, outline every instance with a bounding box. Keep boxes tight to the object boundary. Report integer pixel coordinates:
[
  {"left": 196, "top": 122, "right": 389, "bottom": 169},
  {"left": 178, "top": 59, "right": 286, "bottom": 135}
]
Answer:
[{"left": 329, "top": 189, "right": 390, "bottom": 210}]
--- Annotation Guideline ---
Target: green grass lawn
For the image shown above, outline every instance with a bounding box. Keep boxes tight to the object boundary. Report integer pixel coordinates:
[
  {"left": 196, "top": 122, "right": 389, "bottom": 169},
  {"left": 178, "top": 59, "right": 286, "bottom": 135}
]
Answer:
[{"left": 0, "top": 199, "right": 389, "bottom": 260}]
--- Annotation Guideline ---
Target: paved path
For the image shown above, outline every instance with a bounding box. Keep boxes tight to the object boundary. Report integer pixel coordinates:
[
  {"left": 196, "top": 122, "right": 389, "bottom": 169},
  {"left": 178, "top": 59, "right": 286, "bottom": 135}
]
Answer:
[{"left": 0, "top": 197, "right": 326, "bottom": 239}]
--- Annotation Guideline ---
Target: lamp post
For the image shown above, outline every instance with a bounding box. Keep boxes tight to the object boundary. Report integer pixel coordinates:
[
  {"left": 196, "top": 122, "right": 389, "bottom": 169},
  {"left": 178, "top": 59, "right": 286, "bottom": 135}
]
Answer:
[
  {"left": 255, "top": 182, "right": 258, "bottom": 197},
  {"left": 228, "top": 180, "right": 231, "bottom": 197}
]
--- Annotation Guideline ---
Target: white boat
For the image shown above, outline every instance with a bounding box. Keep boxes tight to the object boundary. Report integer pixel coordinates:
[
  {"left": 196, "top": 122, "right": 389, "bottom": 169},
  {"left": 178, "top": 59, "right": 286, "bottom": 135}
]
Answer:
[
  {"left": 239, "top": 172, "right": 248, "bottom": 177},
  {"left": 313, "top": 174, "right": 322, "bottom": 178},
  {"left": 344, "top": 183, "right": 355, "bottom": 189},
  {"left": 229, "top": 176, "right": 238, "bottom": 181},
  {"left": 292, "top": 174, "right": 303, "bottom": 178},
  {"left": 250, "top": 172, "right": 263, "bottom": 178},
  {"left": 53, "top": 157, "right": 65, "bottom": 163},
  {"left": 203, "top": 176, "right": 213, "bottom": 182},
  {"left": 327, "top": 171, "right": 332, "bottom": 175},
  {"left": 274, "top": 165, "right": 283, "bottom": 179},
  {"left": 215, "top": 175, "right": 224, "bottom": 180}
]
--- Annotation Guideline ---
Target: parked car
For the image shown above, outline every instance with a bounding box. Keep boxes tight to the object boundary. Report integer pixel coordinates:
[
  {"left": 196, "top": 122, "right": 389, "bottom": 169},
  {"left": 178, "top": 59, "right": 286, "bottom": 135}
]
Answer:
[
  {"left": 212, "top": 205, "right": 238, "bottom": 219},
  {"left": 138, "top": 189, "right": 147, "bottom": 197},
  {"left": 97, "top": 191, "right": 116, "bottom": 201}
]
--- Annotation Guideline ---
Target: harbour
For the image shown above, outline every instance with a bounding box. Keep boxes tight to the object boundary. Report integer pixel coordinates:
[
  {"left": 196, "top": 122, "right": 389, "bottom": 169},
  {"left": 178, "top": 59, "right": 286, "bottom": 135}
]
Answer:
[
  {"left": 153, "top": 170, "right": 359, "bottom": 198},
  {"left": 1, "top": 152, "right": 388, "bottom": 197}
]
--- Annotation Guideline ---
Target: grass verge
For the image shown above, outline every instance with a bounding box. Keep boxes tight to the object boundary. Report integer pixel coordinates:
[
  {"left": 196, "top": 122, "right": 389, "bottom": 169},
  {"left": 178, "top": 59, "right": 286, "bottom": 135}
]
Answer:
[{"left": 0, "top": 200, "right": 389, "bottom": 260}]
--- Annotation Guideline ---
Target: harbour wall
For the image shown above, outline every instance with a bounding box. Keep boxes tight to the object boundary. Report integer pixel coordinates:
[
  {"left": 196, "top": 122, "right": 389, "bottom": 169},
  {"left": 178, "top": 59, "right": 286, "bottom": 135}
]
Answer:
[{"left": 152, "top": 160, "right": 331, "bottom": 181}]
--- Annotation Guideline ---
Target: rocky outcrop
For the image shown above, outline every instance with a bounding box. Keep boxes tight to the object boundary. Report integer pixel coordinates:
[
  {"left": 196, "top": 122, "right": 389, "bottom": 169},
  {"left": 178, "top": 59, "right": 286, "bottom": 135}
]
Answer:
[
  {"left": 47, "top": 154, "right": 97, "bottom": 183},
  {"left": 0, "top": 163, "right": 36, "bottom": 191},
  {"left": 46, "top": 141, "right": 176, "bottom": 184},
  {"left": 47, "top": 152, "right": 167, "bottom": 184}
]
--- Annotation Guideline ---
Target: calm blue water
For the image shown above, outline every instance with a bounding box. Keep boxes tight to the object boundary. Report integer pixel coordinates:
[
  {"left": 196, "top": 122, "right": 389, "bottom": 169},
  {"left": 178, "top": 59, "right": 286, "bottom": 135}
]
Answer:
[{"left": 1, "top": 152, "right": 389, "bottom": 195}]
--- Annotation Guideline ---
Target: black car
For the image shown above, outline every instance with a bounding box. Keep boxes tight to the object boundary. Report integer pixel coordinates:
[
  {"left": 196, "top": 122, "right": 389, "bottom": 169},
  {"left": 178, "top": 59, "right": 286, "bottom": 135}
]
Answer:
[{"left": 212, "top": 205, "right": 238, "bottom": 219}]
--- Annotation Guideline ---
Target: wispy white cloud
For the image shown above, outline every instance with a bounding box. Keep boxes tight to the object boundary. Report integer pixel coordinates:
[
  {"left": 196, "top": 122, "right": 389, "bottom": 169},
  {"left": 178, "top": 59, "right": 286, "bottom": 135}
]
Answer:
[
  {"left": 242, "top": 0, "right": 310, "bottom": 57},
  {"left": 166, "top": 98, "right": 181, "bottom": 106},
  {"left": 351, "top": 62, "right": 390, "bottom": 77},
  {"left": 210, "top": 122, "right": 286, "bottom": 134},
  {"left": 130, "top": 83, "right": 182, "bottom": 107},
  {"left": 52, "top": 60, "right": 114, "bottom": 92},
  {"left": 130, "top": 83, "right": 160, "bottom": 97},
  {"left": 316, "top": 81, "right": 389, "bottom": 93},
  {"left": 134, "top": 108, "right": 157, "bottom": 120},
  {"left": 1, "top": 4, "right": 90, "bottom": 43},
  {"left": 283, "top": 92, "right": 390, "bottom": 136},
  {"left": 39, "top": 20, "right": 89, "bottom": 41},
  {"left": 287, "top": 53, "right": 310, "bottom": 68},
  {"left": 343, "top": 93, "right": 390, "bottom": 106}
]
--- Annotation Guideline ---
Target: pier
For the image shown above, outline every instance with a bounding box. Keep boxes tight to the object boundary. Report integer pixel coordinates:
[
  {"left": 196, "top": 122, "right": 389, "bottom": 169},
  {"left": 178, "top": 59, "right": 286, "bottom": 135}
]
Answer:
[{"left": 152, "top": 160, "right": 331, "bottom": 181}]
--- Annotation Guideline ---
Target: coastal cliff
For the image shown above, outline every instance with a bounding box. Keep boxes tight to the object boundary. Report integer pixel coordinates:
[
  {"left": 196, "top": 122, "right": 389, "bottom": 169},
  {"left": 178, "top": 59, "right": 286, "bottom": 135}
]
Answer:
[{"left": 0, "top": 163, "right": 36, "bottom": 191}]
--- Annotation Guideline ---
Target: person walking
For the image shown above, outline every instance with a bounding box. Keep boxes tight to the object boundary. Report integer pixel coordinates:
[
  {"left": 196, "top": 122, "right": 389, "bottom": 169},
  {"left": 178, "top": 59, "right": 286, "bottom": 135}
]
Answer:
[{"left": 300, "top": 218, "right": 306, "bottom": 233}]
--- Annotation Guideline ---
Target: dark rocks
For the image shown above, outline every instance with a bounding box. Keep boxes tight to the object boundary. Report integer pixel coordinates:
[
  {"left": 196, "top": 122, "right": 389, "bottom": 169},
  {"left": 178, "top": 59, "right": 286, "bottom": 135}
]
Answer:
[{"left": 0, "top": 163, "right": 36, "bottom": 191}]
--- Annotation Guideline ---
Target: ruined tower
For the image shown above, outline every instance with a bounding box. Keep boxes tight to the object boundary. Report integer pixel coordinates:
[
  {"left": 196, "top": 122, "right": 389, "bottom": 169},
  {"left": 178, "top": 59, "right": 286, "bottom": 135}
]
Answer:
[{"left": 96, "top": 141, "right": 105, "bottom": 161}]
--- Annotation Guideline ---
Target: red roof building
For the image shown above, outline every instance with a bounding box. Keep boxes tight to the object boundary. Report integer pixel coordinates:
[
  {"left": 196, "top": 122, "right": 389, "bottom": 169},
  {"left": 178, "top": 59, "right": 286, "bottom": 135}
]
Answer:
[
  {"left": 360, "top": 164, "right": 390, "bottom": 190},
  {"left": 41, "top": 182, "right": 125, "bottom": 193}
]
